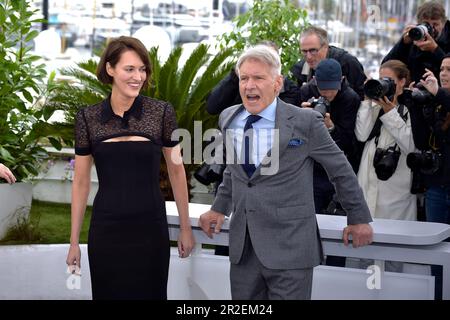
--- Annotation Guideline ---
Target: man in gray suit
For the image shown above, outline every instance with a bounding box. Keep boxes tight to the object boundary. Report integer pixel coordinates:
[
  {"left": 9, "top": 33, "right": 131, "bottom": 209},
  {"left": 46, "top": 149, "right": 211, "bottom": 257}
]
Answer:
[{"left": 199, "top": 45, "right": 373, "bottom": 300}]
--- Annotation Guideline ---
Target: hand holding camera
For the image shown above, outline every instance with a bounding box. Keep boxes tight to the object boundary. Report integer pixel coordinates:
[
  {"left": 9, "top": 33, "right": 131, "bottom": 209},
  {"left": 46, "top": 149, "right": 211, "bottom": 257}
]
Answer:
[
  {"left": 363, "top": 78, "right": 397, "bottom": 112},
  {"left": 306, "top": 96, "right": 330, "bottom": 117},
  {"left": 408, "top": 22, "right": 439, "bottom": 52},
  {"left": 402, "top": 24, "right": 416, "bottom": 44}
]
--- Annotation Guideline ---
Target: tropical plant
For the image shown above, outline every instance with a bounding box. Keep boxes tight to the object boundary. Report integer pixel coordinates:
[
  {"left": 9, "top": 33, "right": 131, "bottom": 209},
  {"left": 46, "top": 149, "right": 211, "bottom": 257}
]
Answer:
[
  {"left": 0, "top": 0, "right": 70, "bottom": 182},
  {"left": 218, "top": 0, "right": 309, "bottom": 76}
]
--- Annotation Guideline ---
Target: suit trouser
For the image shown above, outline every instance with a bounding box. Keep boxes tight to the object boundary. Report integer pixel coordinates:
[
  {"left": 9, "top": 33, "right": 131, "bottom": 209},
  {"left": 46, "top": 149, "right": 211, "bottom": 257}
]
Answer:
[
  {"left": 313, "top": 174, "right": 346, "bottom": 267},
  {"left": 230, "top": 231, "right": 313, "bottom": 300}
]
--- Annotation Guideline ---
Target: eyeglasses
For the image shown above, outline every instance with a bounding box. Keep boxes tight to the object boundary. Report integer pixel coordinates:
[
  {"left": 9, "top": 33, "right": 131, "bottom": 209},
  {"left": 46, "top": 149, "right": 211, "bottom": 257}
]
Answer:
[{"left": 301, "top": 45, "right": 324, "bottom": 56}]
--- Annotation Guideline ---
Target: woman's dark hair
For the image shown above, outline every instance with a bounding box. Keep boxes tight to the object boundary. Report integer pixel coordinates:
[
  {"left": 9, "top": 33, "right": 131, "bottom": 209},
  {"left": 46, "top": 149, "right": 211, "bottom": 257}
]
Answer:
[
  {"left": 380, "top": 59, "right": 411, "bottom": 87},
  {"left": 96, "top": 36, "right": 152, "bottom": 89}
]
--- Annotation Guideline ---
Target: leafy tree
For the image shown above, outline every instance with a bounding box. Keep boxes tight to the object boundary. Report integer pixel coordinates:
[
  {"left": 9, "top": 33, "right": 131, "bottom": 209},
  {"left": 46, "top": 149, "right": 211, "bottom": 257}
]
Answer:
[
  {"left": 218, "top": 0, "right": 309, "bottom": 75},
  {"left": 0, "top": 0, "right": 69, "bottom": 182}
]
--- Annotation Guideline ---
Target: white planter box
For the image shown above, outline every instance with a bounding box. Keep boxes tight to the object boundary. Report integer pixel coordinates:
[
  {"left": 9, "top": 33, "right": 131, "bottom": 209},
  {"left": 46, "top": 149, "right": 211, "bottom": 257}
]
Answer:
[
  {"left": 32, "top": 148, "right": 98, "bottom": 205},
  {"left": 0, "top": 182, "right": 33, "bottom": 239}
]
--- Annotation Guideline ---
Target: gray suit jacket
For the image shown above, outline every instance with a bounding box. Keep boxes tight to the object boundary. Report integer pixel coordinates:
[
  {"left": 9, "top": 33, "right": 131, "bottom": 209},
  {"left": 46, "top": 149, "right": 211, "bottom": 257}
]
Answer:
[{"left": 211, "top": 98, "right": 372, "bottom": 269}]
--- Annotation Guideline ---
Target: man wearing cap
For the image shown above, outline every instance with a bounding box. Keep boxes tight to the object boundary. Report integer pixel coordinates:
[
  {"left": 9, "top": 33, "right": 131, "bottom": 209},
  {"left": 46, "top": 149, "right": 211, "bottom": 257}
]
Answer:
[
  {"left": 291, "top": 26, "right": 366, "bottom": 100},
  {"left": 300, "top": 58, "right": 361, "bottom": 267}
]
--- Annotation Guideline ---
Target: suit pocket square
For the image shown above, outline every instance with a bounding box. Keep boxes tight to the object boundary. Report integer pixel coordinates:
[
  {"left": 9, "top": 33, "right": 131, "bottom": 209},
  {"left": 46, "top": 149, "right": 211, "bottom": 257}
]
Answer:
[{"left": 288, "top": 138, "right": 304, "bottom": 147}]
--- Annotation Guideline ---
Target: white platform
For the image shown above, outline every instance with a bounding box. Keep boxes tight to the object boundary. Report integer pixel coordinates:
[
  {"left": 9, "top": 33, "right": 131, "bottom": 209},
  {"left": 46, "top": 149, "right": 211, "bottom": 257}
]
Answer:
[{"left": 0, "top": 244, "right": 435, "bottom": 300}]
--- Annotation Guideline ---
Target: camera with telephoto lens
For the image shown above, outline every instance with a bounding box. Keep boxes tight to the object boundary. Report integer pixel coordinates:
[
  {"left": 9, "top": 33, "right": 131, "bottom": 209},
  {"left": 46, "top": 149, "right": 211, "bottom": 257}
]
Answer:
[
  {"left": 308, "top": 96, "right": 330, "bottom": 117},
  {"left": 408, "top": 22, "right": 434, "bottom": 41},
  {"left": 373, "top": 145, "right": 401, "bottom": 181},
  {"left": 364, "top": 78, "right": 396, "bottom": 101},
  {"left": 194, "top": 161, "right": 225, "bottom": 186},
  {"left": 406, "top": 150, "right": 442, "bottom": 175}
]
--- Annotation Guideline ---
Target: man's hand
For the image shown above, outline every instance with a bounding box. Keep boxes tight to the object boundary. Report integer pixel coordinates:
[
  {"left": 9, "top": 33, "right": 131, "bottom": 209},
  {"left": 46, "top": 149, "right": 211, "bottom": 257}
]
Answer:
[
  {"left": 343, "top": 223, "right": 373, "bottom": 248},
  {"left": 324, "top": 113, "right": 334, "bottom": 129},
  {"left": 198, "top": 210, "right": 226, "bottom": 238},
  {"left": 301, "top": 101, "right": 312, "bottom": 108},
  {"left": 414, "top": 34, "right": 438, "bottom": 52},
  {"left": 402, "top": 25, "right": 416, "bottom": 44}
]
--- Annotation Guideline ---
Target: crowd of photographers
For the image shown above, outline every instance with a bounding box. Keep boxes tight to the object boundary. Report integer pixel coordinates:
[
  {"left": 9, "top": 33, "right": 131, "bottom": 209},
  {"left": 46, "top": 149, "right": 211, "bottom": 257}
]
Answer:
[{"left": 196, "top": 1, "right": 450, "bottom": 299}]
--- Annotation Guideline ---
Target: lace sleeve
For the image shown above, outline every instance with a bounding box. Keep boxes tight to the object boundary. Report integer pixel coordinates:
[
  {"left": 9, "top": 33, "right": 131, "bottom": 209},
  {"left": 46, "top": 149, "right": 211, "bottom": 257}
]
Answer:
[
  {"left": 162, "top": 103, "right": 179, "bottom": 147},
  {"left": 75, "top": 109, "right": 91, "bottom": 155}
]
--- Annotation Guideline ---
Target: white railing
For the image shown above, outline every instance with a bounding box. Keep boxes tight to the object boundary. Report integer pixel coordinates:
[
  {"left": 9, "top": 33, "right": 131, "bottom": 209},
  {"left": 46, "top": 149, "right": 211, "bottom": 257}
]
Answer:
[
  {"left": 166, "top": 201, "right": 450, "bottom": 300},
  {"left": 1, "top": 201, "right": 449, "bottom": 299}
]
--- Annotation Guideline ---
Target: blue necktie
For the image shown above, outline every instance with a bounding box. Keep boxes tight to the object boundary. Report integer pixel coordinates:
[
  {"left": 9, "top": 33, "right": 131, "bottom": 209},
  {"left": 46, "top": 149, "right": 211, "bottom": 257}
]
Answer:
[{"left": 242, "top": 115, "right": 262, "bottom": 177}]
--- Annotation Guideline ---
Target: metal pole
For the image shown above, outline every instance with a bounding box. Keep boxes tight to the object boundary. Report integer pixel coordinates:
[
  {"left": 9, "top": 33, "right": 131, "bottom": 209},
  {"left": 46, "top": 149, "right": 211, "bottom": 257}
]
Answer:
[
  {"left": 355, "top": 0, "right": 361, "bottom": 49},
  {"left": 42, "top": 0, "right": 48, "bottom": 31}
]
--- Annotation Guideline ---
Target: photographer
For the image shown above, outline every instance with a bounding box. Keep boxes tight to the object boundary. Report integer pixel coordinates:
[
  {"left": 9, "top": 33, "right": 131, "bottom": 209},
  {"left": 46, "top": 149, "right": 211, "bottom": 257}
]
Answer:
[
  {"left": 407, "top": 55, "right": 450, "bottom": 300},
  {"left": 355, "top": 60, "right": 418, "bottom": 272},
  {"left": 300, "top": 58, "right": 361, "bottom": 267},
  {"left": 382, "top": 1, "right": 450, "bottom": 83},
  {"left": 356, "top": 60, "right": 417, "bottom": 222},
  {"left": 292, "top": 26, "right": 366, "bottom": 100}
]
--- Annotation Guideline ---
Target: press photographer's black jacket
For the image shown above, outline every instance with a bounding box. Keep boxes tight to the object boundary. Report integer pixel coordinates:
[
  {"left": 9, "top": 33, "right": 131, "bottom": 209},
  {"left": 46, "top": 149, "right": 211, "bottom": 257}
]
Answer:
[
  {"left": 291, "top": 46, "right": 367, "bottom": 100},
  {"left": 382, "top": 20, "right": 450, "bottom": 83},
  {"left": 299, "top": 79, "right": 362, "bottom": 172},
  {"left": 408, "top": 88, "right": 450, "bottom": 187},
  {"left": 206, "top": 69, "right": 300, "bottom": 115}
]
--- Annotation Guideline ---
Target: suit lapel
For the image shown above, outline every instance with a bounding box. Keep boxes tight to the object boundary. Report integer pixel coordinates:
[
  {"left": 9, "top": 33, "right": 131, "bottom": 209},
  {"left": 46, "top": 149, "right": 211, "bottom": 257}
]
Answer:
[{"left": 221, "top": 105, "right": 249, "bottom": 180}]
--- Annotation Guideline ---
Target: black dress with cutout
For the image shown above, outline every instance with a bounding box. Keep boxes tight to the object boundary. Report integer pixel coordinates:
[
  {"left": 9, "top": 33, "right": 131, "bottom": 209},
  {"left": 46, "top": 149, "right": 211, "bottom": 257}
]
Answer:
[{"left": 75, "top": 95, "right": 179, "bottom": 300}]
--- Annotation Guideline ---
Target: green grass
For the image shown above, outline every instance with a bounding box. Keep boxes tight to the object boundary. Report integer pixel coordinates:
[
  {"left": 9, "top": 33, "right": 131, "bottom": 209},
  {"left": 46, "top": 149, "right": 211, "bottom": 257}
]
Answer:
[
  {"left": 0, "top": 200, "right": 91, "bottom": 245},
  {"left": 0, "top": 200, "right": 180, "bottom": 247}
]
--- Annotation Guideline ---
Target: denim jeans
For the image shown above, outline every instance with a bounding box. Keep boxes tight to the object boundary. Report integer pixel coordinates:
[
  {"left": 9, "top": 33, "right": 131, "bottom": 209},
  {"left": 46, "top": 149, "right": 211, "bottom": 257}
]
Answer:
[
  {"left": 425, "top": 186, "right": 450, "bottom": 225},
  {"left": 425, "top": 185, "right": 450, "bottom": 300}
]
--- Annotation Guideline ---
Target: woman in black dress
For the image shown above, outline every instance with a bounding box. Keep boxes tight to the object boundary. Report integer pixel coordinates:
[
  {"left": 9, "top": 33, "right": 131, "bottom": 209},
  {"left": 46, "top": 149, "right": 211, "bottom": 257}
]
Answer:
[{"left": 66, "top": 36, "right": 195, "bottom": 300}]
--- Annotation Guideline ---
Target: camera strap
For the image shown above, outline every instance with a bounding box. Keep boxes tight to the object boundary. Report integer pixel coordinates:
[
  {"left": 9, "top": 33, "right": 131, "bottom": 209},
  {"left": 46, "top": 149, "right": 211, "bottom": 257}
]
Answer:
[
  {"left": 367, "top": 104, "right": 408, "bottom": 145},
  {"left": 367, "top": 109, "right": 384, "bottom": 143}
]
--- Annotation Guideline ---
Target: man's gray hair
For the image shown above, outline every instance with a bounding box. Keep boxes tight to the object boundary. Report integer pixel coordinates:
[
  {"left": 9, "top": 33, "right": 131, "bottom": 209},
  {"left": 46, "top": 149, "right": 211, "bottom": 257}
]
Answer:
[
  {"left": 235, "top": 45, "right": 281, "bottom": 77},
  {"left": 300, "top": 26, "right": 329, "bottom": 47}
]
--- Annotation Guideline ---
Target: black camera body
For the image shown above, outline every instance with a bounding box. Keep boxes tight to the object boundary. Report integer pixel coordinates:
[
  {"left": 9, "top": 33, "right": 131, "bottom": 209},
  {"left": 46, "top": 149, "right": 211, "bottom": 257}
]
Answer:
[
  {"left": 194, "top": 162, "right": 226, "bottom": 186},
  {"left": 373, "top": 145, "right": 401, "bottom": 181},
  {"left": 411, "top": 83, "right": 434, "bottom": 105},
  {"left": 409, "top": 22, "right": 434, "bottom": 41},
  {"left": 406, "top": 150, "right": 442, "bottom": 175},
  {"left": 364, "top": 78, "right": 396, "bottom": 101},
  {"left": 308, "top": 96, "right": 330, "bottom": 117}
]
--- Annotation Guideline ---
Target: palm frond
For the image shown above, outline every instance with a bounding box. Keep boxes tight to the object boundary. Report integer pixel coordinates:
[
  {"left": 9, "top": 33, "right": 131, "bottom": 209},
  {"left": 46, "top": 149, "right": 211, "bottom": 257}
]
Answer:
[
  {"left": 77, "top": 59, "right": 100, "bottom": 75},
  {"left": 146, "top": 47, "right": 161, "bottom": 98},
  {"left": 188, "top": 48, "right": 235, "bottom": 105},
  {"left": 158, "top": 46, "right": 182, "bottom": 104},
  {"left": 172, "top": 43, "right": 209, "bottom": 112},
  {"left": 60, "top": 65, "right": 110, "bottom": 97}
]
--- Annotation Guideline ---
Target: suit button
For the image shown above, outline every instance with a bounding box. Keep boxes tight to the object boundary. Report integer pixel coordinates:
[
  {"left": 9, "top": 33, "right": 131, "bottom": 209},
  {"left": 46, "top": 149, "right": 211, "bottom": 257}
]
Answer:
[{"left": 247, "top": 182, "right": 253, "bottom": 187}]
